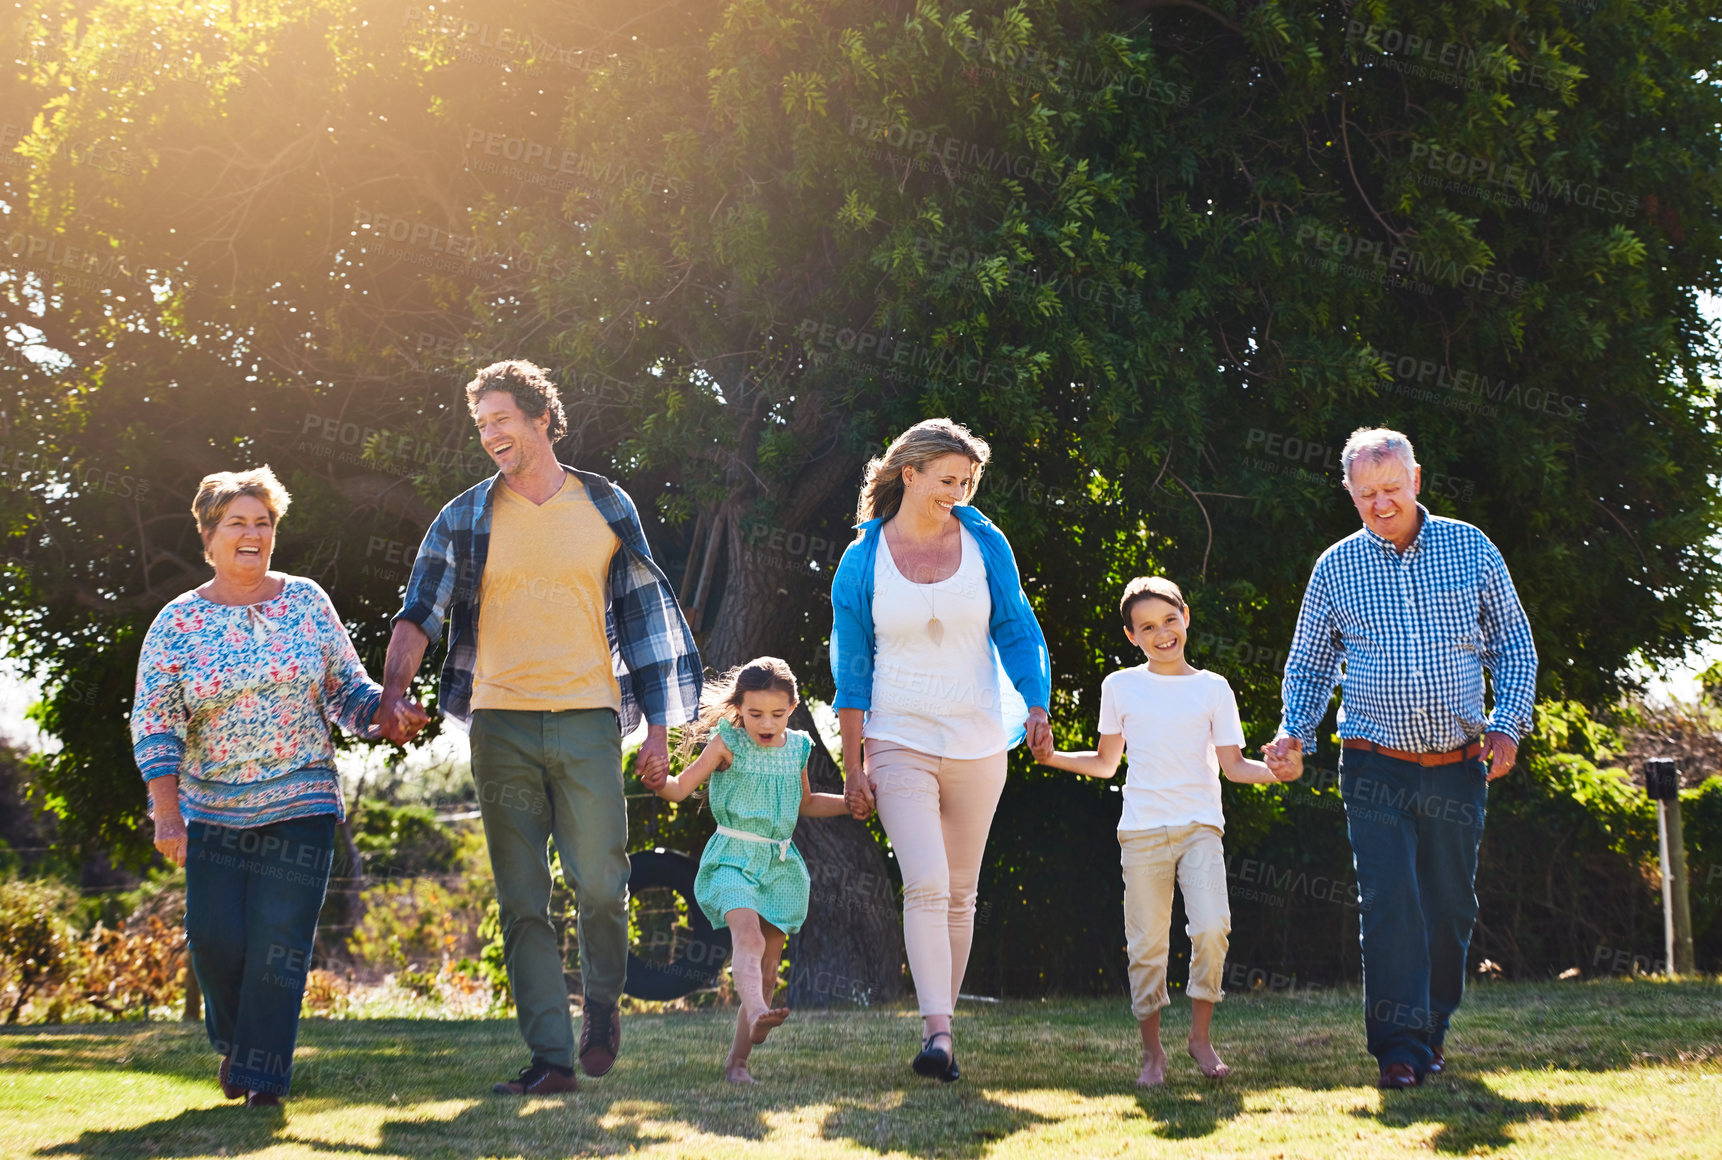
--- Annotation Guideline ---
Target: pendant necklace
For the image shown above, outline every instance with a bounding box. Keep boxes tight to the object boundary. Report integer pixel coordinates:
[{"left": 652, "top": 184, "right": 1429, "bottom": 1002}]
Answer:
[
  {"left": 923, "top": 584, "right": 944, "bottom": 647},
  {"left": 909, "top": 556, "right": 944, "bottom": 646},
  {"left": 891, "top": 530, "right": 944, "bottom": 646}
]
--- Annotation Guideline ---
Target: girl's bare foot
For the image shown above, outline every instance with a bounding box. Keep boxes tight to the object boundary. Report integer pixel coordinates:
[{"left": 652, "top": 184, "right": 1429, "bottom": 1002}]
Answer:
[
  {"left": 724, "top": 1056, "right": 757, "bottom": 1084},
  {"left": 739, "top": 1002, "right": 766, "bottom": 1043},
  {"left": 1187, "top": 1039, "right": 1230, "bottom": 1078},
  {"left": 750, "top": 1006, "right": 790, "bottom": 1045},
  {"left": 1137, "top": 1051, "right": 1168, "bottom": 1087}
]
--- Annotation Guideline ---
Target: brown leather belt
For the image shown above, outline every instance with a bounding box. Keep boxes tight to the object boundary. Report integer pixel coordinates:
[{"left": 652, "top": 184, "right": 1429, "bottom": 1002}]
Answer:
[{"left": 1341, "top": 738, "right": 1483, "bottom": 766}]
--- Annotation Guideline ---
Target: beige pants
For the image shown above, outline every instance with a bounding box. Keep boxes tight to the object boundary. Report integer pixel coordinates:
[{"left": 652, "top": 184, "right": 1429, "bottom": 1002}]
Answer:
[
  {"left": 866, "top": 739, "right": 1008, "bottom": 1017},
  {"left": 1120, "top": 824, "right": 1231, "bottom": 1020}
]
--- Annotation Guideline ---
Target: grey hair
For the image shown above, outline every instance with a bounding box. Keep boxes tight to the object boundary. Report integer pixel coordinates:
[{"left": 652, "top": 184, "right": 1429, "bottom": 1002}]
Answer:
[{"left": 1340, "top": 427, "right": 1418, "bottom": 487}]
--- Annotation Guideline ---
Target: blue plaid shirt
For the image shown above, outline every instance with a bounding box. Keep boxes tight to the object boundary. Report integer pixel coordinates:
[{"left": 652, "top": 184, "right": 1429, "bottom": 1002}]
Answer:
[
  {"left": 1279, "top": 506, "right": 1538, "bottom": 751},
  {"left": 394, "top": 466, "right": 702, "bottom": 733}
]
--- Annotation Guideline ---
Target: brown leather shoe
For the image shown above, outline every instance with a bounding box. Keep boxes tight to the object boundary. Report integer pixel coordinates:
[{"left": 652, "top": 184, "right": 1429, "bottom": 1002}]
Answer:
[
  {"left": 493, "top": 1060, "right": 578, "bottom": 1096},
  {"left": 1379, "top": 1061, "right": 1422, "bottom": 1089},
  {"left": 1428, "top": 1047, "right": 1445, "bottom": 1075},
  {"left": 218, "top": 1056, "right": 245, "bottom": 1100},
  {"left": 578, "top": 997, "right": 620, "bottom": 1077},
  {"left": 245, "top": 1090, "right": 283, "bottom": 1107}
]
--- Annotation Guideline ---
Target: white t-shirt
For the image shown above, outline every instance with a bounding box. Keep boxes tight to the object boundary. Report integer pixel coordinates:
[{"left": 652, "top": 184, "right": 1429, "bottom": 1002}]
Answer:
[
  {"left": 865, "top": 524, "right": 1006, "bottom": 759},
  {"left": 1099, "top": 667, "right": 1246, "bottom": 832}
]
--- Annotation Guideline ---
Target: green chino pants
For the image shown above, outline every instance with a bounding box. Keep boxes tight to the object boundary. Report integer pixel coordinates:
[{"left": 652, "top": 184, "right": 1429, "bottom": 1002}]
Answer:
[{"left": 470, "top": 708, "right": 628, "bottom": 1071}]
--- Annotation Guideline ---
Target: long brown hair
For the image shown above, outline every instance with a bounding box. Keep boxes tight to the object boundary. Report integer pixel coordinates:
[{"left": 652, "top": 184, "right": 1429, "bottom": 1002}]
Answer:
[
  {"left": 675, "top": 656, "right": 800, "bottom": 761},
  {"left": 855, "top": 418, "right": 991, "bottom": 524}
]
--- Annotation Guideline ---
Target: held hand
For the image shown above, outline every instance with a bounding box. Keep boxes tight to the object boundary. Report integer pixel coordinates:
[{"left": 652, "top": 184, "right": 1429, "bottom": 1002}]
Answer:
[
  {"left": 637, "top": 731, "right": 671, "bottom": 788},
  {"left": 843, "top": 753, "right": 875, "bottom": 820},
  {"left": 1482, "top": 731, "right": 1517, "bottom": 781},
  {"left": 1263, "top": 735, "right": 1304, "bottom": 781},
  {"left": 393, "top": 699, "right": 429, "bottom": 743},
  {"left": 373, "top": 692, "right": 414, "bottom": 744},
  {"left": 1024, "top": 707, "right": 1053, "bottom": 763},
  {"left": 153, "top": 810, "right": 188, "bottom": 868}
]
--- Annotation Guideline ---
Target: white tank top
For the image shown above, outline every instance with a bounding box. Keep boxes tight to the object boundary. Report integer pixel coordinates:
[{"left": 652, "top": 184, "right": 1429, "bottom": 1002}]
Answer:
[{"left": 865, "top": 524, "right": 1006, "bottom": 759}]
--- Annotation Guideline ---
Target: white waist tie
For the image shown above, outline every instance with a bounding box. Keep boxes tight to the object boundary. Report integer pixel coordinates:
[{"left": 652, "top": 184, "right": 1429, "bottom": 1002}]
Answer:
[{"left": 714, "top": 824, "right": 793, "bottom": 861}]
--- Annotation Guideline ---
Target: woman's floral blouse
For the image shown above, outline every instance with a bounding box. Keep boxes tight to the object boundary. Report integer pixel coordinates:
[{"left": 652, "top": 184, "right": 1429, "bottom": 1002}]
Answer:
[{"left": 132, "top": 577, "right": 382, "bottom": 828}]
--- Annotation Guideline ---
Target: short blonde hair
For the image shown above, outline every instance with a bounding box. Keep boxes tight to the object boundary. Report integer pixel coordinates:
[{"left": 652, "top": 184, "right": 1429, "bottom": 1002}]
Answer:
[
  {"left": 856, "top": 418, "right": 991, "bottom": 523},
  {"left": 192, "top": 466, "right": 291, "bottom": 562}
]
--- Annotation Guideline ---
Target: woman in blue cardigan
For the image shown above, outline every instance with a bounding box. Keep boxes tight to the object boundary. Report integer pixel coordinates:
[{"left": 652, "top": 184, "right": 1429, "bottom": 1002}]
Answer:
[{"left": 831, "top": 418, "right": 1053, "bottom": 1083}]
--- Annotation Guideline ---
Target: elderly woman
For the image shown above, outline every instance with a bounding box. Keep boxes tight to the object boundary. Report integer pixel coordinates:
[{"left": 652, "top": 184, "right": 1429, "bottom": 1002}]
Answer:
[
  {"left": 831, "top": 418, "right": 1053, "bottom": 1082},
  {"left": 132, "top": 466, "right": 423, "bottom": 1107}
]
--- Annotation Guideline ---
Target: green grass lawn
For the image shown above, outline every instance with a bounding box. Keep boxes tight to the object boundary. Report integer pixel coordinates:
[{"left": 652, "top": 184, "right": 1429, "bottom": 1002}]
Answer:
[{"left": 3, "top": 979, "right": 1720, "bottom": 1159}]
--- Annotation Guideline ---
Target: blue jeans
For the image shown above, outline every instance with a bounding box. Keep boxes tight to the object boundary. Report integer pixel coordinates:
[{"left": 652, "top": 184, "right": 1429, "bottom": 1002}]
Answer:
[
  {"left": 185, "top": 814, "right": 336, "bottom": 1096},
  {"left": 1339, "top": 747, "right": 1488, "bottom": 1074}
]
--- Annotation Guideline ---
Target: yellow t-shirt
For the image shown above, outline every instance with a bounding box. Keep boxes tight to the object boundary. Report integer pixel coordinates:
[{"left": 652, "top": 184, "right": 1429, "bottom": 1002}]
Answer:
[{"left": 471, "top": 473, "right": 623, "bottom": 713}]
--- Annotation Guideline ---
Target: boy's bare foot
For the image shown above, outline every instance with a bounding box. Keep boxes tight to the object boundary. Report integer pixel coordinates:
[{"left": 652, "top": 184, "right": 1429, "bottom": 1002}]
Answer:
[
  {"left": 750, "top": 1006, "right": 790, "bottom": 1046},
  {"left": 724, "top": 1057, "right": 757, "bottom": 1084},
  {"left": 1137, "top": 1051, "right": 1167, "bottom": 1087},
  {"left": 1187, "top": 1039, "right": 1230, "bottom": 1078}
]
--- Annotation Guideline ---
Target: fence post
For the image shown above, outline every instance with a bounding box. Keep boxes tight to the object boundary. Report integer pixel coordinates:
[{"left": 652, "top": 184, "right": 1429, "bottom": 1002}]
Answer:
[{"left": 1645, "top": 758, "right": 1695, "bottom": 977}]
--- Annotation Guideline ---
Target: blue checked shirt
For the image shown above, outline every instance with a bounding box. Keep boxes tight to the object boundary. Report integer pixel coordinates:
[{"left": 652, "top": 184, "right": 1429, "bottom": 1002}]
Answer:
[
  {"left": 1279, "top": 506, "right": 1537, "bottom": 751},
  {"left": 394, "top": 465, "right": 702, "bottom": 733}
]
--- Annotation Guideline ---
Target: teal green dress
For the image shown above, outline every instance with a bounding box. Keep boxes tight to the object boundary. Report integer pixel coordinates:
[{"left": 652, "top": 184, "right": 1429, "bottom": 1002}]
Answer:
[{"left": 694, "top": 718, "right": 814, "bottom": 933}]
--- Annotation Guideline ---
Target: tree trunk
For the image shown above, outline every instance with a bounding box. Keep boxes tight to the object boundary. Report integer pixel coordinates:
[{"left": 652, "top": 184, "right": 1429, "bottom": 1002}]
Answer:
[
  {"left": 787, "top": 703, "right": 904, "bottom": 1008},
  {"left": 182, "top": 958, "right": 202, "bottom": 1022},
  {"left": 691, "top": 452, "right": 905, "bottom": 1009}
]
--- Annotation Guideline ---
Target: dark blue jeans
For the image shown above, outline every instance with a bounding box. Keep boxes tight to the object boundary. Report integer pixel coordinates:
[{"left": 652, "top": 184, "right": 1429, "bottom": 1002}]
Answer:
[
  {"left": 185, "top": 814, "right": 336, "bottom": 1096},
  {"left": 1339, "top": 747, "right": 1488, "bottom": 1074}
]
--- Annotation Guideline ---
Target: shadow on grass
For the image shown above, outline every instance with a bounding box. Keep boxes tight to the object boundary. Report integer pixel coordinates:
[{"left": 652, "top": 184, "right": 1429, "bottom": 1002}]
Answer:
[
  {"left": 1133, "top": 1082, "right": 1245, "bottom": 1139},
  {"left": 819, "top": 1086, "right": 1051, "bottom": 1157},
  {"left": 32, "top": 1099, "right": 660, "bottom": 1160},
  {"left": 31, "top": 1086, "right": 1042, "bottom": 1160},
  {"left": 327, "top": 1099, "right": 661, "bottom": 1157},
  {"left": 37, "top": 1105, "right": 287, "bottom": 1159},
  {"left": 10, "top": 994, "right": 1673, "bottom": 1159},
  {"left": 1353, "top": 1075, "right": 1591, "bottom": 1153}
]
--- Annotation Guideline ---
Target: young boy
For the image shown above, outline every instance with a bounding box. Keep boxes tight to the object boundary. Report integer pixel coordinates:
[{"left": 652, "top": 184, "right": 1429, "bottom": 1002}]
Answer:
[{"left": 1034, "top": 576, "right": 1298, "bottom": 1085}]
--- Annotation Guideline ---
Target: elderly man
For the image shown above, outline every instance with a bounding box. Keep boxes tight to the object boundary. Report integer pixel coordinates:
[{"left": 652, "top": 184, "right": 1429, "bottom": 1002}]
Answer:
[
  {"left": 379, "top": 360, "right": 701, "bottom": 1096},
  {"left": 1265, "top": 427, "right": 1537, "bottom": 1089}
]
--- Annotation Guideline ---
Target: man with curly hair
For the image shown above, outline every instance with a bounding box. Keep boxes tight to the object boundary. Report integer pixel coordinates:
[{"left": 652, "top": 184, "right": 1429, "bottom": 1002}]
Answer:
[{"left": 380, "top": 360, "right": 702, "bottom": 1095}]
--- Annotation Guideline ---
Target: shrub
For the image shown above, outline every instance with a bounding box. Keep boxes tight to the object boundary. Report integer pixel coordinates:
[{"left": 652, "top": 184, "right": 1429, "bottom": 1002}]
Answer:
[
  {"left": 0, "top": 877, "right": 81, "bottom": 1023},
  {"left": 348, "top": 878, "right": 476, "bottom": 972},
  {"left": 352, "top": 802, "right": 457, "bottom": 878},
  {"left": 72, "top": 913, "right": 186, "bottom": 1020}
]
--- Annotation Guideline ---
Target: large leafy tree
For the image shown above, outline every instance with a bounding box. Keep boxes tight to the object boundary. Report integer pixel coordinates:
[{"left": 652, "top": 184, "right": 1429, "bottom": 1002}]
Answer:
[{"left": 3, "top": 0, "right": 1718, "bottom": 993}]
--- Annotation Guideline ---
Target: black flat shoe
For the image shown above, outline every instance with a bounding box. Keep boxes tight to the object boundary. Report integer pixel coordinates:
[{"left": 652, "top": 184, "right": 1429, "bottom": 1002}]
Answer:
[{"left": 912, "top": 1031, "right": 954, "bottom": 1080}]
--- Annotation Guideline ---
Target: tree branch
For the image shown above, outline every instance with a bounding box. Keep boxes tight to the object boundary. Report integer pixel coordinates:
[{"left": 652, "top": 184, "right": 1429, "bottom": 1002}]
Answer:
[
  {"left": 1171, "top": 471, "right": 1215, "bottom": 580},
  {"left": 1339, "top": 97, "right": 1407, "bottom": 248}
]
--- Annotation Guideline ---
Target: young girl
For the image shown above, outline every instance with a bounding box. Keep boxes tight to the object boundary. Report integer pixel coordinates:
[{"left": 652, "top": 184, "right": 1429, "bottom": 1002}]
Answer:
[
  {"left": 1034, "top": 577, "right": 1297, "bottom": 1086},
  {"left": 642, "top": 656, "right": 849, "bottom": 1084}
]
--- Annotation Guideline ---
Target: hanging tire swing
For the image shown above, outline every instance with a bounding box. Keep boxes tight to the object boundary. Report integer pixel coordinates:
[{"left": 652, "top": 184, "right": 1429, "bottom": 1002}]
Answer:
[{"left": 622, "top": 848, "right": 732, "bottom": 1000}]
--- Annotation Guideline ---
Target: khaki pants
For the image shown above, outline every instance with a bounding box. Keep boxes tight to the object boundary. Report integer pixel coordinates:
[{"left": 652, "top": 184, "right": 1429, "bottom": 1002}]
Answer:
[
  {"left": 1120, "top": 824, "right": 1231, "bottom": 1020},
  {"left": 471, "top": 708, "right": 627, "bottom": 1071},
  {"left": 866, "top": 739, "right": 1008, "bottom": 1017}
]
